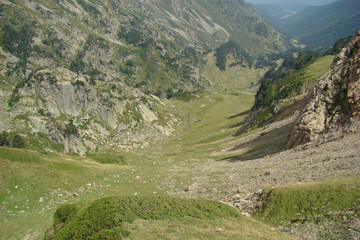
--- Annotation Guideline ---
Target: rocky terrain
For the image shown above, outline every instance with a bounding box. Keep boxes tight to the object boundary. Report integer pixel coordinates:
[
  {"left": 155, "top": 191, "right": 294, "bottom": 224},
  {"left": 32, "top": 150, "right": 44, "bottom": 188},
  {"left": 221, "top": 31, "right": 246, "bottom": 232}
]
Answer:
[
  {"left": 1, "top": 1, "right": 360, "bottom": 240},
  {"left": 289, "top": 30, "right": 360, "bottom": 147},
  {"left": 2, "top": 66, "right": 178, "bottom": 154},
  {"left": 217, "top": 30, "right": 360, "bottom": 239},
  {"left": 0, "top": 0, "right": 291, "bottom": 154}
]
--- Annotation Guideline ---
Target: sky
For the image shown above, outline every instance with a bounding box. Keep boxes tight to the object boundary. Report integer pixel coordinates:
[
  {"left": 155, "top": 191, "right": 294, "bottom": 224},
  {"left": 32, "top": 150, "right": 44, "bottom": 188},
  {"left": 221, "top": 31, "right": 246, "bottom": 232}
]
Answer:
[{"left": 244, "top": 0, "right": 337, "bottom": 5}]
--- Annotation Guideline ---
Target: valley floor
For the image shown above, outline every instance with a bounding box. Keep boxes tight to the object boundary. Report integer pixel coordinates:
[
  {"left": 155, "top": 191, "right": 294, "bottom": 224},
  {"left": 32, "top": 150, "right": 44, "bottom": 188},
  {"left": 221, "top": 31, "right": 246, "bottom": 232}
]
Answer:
[{"left": 1, "top": 85, "right": 359, "bottom": 240}]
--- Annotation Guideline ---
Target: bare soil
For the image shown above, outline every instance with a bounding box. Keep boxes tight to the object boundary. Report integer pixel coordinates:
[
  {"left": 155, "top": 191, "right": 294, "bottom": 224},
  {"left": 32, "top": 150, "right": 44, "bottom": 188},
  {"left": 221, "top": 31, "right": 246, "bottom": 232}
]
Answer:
[{"left": 172, "top": 113, "right": 360, "bottom": 200}]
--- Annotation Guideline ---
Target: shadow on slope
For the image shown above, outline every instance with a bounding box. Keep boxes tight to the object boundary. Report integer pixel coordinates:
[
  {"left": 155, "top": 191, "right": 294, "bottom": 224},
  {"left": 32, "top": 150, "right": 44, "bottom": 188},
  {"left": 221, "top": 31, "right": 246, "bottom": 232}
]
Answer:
[
  {"left": 222, "top": 121, "right": 293, "bottom": 162},
  {"left": 221, "top": 98, "right": 307, "bottom": 162}
]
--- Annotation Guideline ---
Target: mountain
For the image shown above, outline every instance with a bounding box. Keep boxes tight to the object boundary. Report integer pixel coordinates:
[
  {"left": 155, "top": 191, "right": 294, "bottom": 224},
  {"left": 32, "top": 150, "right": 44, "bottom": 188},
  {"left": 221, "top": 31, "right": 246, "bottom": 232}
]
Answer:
[
  {"left": 237, "top": 30, "right": 360, "bottom": 149},
  {"left": 245, "top": 0, "right": 335, "bottom": 4},
  {"left": 0, "top": 0, "right": 290, "bottom": 155},
  {"left": 252, "top": 3, "right": 309, "bottom": 30},
  {"left": 288, "top": 30, "right": 360, "bottom": 147},
  {"left": 282, "top": 0, "right": 360, "bottom": 49}
]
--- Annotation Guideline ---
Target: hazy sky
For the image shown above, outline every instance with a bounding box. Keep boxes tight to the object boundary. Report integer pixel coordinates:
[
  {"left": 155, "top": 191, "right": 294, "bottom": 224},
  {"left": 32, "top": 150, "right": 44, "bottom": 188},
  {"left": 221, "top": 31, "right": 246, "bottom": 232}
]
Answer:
[{"left": 244, "top": 0, "right": 336, "bottom": 5}]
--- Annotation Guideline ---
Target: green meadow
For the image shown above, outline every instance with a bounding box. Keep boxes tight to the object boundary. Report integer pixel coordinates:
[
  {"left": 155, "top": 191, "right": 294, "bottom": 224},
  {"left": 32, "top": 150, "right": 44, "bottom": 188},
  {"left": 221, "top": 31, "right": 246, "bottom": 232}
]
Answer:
[{"left": 2, "top": 55, "right": 357, "bottom": 239}]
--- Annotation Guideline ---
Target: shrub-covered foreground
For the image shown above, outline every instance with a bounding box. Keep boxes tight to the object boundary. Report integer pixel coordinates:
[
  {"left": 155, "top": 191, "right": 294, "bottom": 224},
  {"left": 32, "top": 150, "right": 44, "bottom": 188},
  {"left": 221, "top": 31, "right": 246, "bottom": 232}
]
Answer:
[{"left": 45, "top": 196, "right": 242, "bottom": 239}]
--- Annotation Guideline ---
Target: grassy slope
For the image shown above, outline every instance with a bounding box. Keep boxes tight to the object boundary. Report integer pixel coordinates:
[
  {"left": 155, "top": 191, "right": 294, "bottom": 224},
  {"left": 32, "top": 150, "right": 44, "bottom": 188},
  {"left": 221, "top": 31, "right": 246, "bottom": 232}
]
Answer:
[
  {"left": 0, "top": 148, "right": 133, "bottom": 239},
  {"left": 276, "top": 55, "right": 334, "bottom": 94},
  {"left": 256, "top": 178, "right": 360, "bottom": 225},
  {"left": 0, "top": 90, "right": 294, "bottom": 239},
  {"left": 252, "top": 55, "right": 333, "bottom": 126},
  {"left": 0, "top": 55, "right": 339, "bottom": 239},
  {"left": 126, "top": 217, "right": 295, "bottom": 240},
  {"left": 204, "top": 53, "right": 267, "bottom": 92},
  {"left": 0, "top": 79, "right": 282, "bottom": 239}
]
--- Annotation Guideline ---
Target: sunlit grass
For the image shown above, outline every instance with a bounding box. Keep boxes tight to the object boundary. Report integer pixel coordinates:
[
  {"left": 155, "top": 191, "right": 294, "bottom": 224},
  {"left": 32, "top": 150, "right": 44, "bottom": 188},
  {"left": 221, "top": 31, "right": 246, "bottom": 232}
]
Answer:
[
  {"left": 126, "top": 217, "right": 297, "bottom": 240},
  {"left": 255, "top": 177, "right": 360, "bottom": 226}
]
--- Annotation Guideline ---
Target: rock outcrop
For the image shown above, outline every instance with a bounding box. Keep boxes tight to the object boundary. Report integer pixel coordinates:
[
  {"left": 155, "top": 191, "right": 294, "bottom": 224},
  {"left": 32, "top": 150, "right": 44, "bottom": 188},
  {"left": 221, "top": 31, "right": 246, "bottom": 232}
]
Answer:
[
  {"left": 288, "top": 30, "right": 360, "bottom": 147},
  {"left": 6, "top": 68, "right": 176, "bottom": 155}
]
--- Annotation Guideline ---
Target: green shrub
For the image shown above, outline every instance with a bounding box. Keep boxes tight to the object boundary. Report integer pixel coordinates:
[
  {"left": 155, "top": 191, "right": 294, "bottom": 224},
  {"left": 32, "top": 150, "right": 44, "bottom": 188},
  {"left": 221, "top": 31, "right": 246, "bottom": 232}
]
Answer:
[
  {"left": 46, "top": 196, "right": 241, "bottom": 239},
  {"left": 54, "top": 204, "right": 79, "bottom": 224},
  {"left": 117, "top": 26, "right": 144, "bottom": 46},
  {"left": 70, "top": 60, "right": 85, "bottom": 74},
  {"left": 64, "top": 120, "right": 79, "bottom": 137},
  {"left": 76, "top": 0, "right": 101, "bottom": 17},
  {"left": 1, "top": 23, "right": 34, "bottom": 60},
  {"left": 0, "top": 131, "right": 25, "bottom": 149},
  {"left": 72, "top": 79, "right": 85, "bottom": 87},
  {"left": 214, "top": 41, "right": 251, "bottom": 71}
]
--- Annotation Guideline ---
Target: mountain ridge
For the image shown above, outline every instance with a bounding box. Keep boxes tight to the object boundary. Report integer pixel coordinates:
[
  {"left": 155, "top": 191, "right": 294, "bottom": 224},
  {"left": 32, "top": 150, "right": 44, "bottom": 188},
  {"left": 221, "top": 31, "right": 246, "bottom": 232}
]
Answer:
[{"left": 282, "top": 0, "right": 360, "bottom": 48}]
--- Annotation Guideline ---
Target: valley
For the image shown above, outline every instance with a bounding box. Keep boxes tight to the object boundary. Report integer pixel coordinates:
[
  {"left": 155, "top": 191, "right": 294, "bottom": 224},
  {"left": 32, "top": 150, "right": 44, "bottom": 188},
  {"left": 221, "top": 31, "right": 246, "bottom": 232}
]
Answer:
[
  {"left": 1, "top": 51, "right": 360, "bottom": 239},
  {"left": 0, "top": 0, "right": 360, "bottom": 239},
  {"left": 0, "top": 61, "right": 259, "bottom": 238}
]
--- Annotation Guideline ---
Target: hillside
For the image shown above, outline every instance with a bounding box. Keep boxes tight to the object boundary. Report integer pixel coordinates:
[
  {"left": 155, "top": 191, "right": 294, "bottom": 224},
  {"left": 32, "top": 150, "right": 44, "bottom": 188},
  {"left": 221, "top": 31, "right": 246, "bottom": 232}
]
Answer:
[
  {"left": 1, "top": 35, "right": 360, "bottom": 238},
  {"left": 252, "top": 3, "right": 309, "bottom": 30},
  {"left": 43, "top": 195, "right": 294, "bottom": 240},
  {"left": 0, "top": 0, "right": 290, "bottom": 155},
  {"left": 237, "top": 31, "right": 360, "bottom": 146},
  {"left": 1, "top": 1, "right": 360, "bottom": 240},
  {"left": 281, "top": 0, "right": 360, "bottom": 48},
  {"left": 246, "top": 0, "right": 335, "bottom": 4}
]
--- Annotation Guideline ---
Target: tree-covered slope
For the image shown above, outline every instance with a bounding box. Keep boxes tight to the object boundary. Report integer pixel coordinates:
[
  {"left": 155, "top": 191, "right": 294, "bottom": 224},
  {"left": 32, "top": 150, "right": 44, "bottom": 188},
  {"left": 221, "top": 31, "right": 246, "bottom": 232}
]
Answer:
[{"left": 282, "top": 0, "right": 360, "bottom": 48}]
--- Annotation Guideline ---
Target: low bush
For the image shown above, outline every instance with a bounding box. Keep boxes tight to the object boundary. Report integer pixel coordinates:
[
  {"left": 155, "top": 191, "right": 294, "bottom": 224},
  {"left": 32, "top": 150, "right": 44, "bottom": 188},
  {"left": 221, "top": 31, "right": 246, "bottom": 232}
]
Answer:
[
  {"left": 54, "top": 204, "right": 79, "bottom": 224},
  {"left": 45, "top": 196, "right": 241, "bottom": 239},
  {"left": 0, "top": 131, "right": 25, "bottom": 148}
]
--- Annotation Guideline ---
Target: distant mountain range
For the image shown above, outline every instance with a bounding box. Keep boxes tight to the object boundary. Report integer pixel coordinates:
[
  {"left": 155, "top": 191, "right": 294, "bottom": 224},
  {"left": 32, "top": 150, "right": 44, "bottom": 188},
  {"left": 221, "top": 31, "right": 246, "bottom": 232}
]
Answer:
[
  {"left": 252, "top": 0, "right": 360, "bottom": 49},
  {"left": 246, "top": 0, "right": 335, "bottom": 5}
]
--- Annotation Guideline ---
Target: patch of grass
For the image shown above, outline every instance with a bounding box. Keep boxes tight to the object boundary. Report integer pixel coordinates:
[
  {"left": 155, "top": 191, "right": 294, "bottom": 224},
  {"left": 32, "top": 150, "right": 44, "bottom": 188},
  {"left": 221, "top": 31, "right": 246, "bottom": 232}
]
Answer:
[
  {"left": 45, "top": 196, "right": 242, "bottom": 239},
  {"left": 275, "top": 55, "right": 333, "bottom": 97},
  {"left": 203, "top": 53, "right": 267, "bottom": 92},
  {"left": 126, "top": 217, "right": 296, "bottom": 240},
  {"left": 255, "top": 177, "right": 360, "bottom": 226},
  {"left": 0, "top": 148, "right": 136, "bottom": 239},
  {"left": 85, "top": 152, "right": 126, "bottom": 164},
  {"left": 0, "top": 147, "right": 42, "bottom": 163}
]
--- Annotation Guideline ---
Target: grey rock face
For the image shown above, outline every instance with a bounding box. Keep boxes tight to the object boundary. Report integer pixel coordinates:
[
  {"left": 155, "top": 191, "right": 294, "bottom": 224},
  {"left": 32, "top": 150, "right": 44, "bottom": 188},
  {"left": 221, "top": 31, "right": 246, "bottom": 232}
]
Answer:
[{"left": 288, "top": 31, "right": 360, "bottom": 147}]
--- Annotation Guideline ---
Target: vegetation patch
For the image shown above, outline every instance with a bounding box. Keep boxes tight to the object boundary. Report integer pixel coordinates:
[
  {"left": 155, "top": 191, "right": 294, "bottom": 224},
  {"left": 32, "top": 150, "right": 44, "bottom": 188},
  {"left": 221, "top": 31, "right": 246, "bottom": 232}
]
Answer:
[
  {"left": 0, "top": 131, "right": 25, "bottom": 149},
  {"left": 125, "top": 217, "right": 295, "bottom": 240},
  {"left": 248, "top": 55, "right": 333, "bottom": 129},
  {"left": 85, "top": 152, "right": 126, "bottom": 165},
  {"left": 255, "top": 178, "right": 360, "bottom": 226},
  {"left": 0, "top": 146, "right": 42, "bottom": 163},
  {"left": 214, "top": 40, "right": 252, "bottom": 71},
  {"left": 45, "top": 195, "right": 242, "bottom": 239}
]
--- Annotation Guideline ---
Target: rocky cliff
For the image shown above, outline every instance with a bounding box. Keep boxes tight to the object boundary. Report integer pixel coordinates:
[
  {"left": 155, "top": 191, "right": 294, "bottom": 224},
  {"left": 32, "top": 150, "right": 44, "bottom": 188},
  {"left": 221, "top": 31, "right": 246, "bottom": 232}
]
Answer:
[
  {"left": 1, "top": 67, "right": 177, "bottom": 154},
  {"left": 288, "top": 30, "right": 360, "bottom": 147}
]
